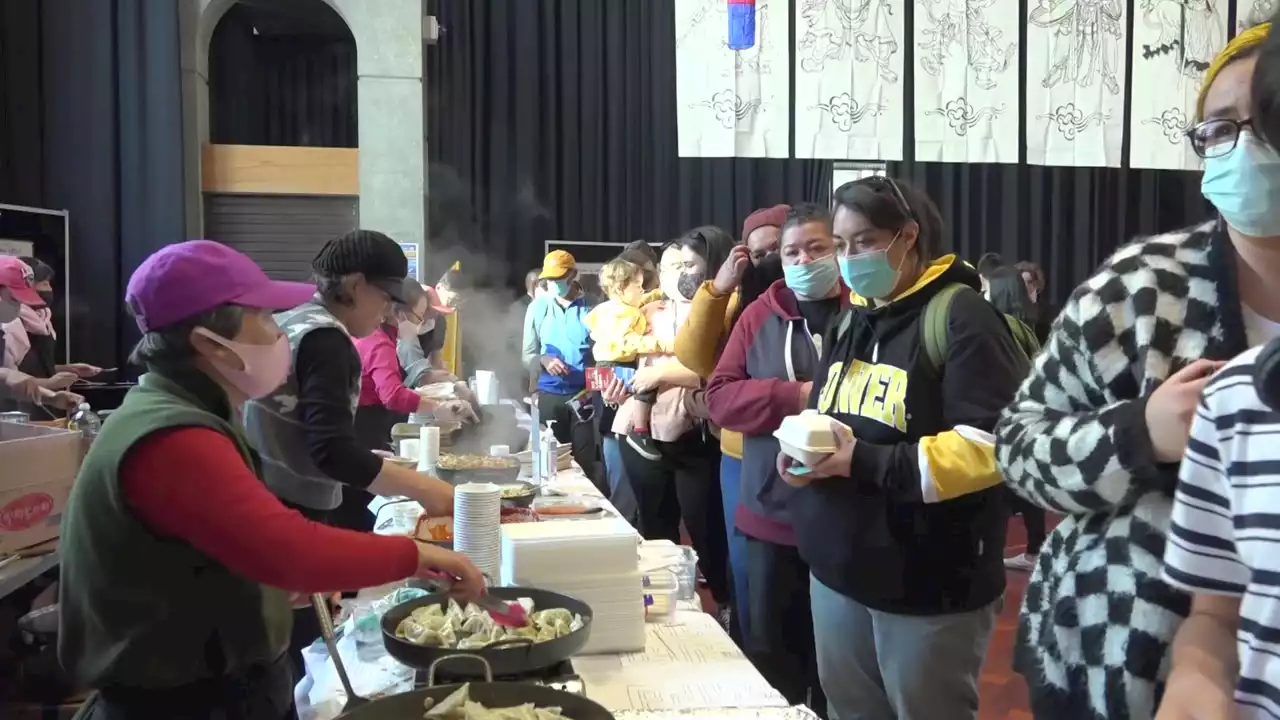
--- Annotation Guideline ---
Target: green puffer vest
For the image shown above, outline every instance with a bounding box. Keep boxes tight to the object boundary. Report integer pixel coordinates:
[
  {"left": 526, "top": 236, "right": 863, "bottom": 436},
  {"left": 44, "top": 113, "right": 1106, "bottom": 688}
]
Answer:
[{"left": 58, "top": 370, "right": 291, "bottom": 689}]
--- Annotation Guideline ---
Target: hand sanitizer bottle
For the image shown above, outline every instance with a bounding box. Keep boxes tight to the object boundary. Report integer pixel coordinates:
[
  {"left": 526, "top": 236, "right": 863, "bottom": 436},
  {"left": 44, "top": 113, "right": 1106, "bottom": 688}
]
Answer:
[{"left": 539, "top": 421, "right": 558, "bottom": 485}]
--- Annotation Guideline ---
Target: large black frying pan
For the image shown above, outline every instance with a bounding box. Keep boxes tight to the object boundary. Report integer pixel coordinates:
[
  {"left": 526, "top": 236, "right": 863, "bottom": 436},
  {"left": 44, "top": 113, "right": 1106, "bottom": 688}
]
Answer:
[
  {"left": 382, "top": 587, "right": 593, "bottom": 677},
  {"left": 336, "top": 651, "right": 614, "bottom": 720}
]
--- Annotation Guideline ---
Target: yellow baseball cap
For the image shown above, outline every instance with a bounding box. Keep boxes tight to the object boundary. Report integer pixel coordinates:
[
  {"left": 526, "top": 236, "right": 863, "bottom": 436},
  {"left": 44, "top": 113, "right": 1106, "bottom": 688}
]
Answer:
[{"left": 538, "top": 250, "right": 576, "bottom": 280}]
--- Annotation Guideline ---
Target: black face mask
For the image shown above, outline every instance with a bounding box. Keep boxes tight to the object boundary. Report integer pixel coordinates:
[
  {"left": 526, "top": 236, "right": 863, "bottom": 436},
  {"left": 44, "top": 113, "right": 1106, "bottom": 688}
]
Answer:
[
  {"left": 740, "top": 253, "right": 783, "bottom": 308},
  {"left": 676, "top": 271, "right": 705, "bottom": 301},
  {"left": 36, "top": 290, "right": 55, "bottom": 307}
]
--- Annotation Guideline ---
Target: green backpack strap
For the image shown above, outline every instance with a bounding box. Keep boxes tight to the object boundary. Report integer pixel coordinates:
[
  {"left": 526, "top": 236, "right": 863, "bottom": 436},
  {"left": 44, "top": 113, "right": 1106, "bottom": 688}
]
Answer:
[
  {"left": 922, "top": 283, "right": 966, "bottom": 374},
  {"left": 1005, "top": 316, "right": 1041, "bottom": 360}
]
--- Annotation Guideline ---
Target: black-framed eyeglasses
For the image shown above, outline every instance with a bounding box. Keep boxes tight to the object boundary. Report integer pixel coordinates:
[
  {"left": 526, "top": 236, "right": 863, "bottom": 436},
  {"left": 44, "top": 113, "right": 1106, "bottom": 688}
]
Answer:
[{"left": 1186, "top": 117, "right": 1254, "bottom": 159}]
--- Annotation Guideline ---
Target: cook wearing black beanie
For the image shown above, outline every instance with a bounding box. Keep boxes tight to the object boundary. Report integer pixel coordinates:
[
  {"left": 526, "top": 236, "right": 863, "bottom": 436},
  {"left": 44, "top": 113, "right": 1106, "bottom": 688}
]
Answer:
[{"left": 243, "top": 229, "right": 472, "bottom": 679}]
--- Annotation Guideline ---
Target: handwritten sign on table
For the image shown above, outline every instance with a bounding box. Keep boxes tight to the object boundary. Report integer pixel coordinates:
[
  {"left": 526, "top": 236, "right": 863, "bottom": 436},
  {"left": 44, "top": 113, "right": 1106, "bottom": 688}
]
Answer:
[{"left": 573, "top": 612, "right": 788, "bottom": 712}]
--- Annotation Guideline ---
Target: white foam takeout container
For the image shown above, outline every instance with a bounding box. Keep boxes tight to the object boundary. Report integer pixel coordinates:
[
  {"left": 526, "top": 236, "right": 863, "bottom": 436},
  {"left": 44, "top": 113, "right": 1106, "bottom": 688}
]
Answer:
[{"left": 772, "top": 410, "right": 852, "bottom": 467}]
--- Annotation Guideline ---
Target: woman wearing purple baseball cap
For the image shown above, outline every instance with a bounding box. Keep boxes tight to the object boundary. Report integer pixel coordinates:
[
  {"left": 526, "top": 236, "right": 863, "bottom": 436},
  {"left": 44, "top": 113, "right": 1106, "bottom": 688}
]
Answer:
[{"left": 57, "top": 240, "right": 483, "bottom": 719}]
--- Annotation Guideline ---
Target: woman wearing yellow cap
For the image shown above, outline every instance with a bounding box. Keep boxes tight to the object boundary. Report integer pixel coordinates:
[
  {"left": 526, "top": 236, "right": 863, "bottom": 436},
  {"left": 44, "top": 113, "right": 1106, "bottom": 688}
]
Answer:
[{"left": 995, "top": 24, "right": 1279, "bottom": 720}]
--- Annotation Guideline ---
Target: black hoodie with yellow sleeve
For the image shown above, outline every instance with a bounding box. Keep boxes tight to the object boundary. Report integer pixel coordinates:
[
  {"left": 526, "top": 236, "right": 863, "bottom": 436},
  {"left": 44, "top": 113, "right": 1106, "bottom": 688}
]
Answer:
[{"left": 791, "top": 255, "right": 1028, "bottom": 615}]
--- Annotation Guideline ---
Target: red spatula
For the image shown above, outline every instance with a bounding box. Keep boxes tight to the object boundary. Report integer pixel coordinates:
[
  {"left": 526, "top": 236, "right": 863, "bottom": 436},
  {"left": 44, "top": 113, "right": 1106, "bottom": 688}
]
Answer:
[{"left": 420, "top": 570, "right": 529, "bottom": 627}]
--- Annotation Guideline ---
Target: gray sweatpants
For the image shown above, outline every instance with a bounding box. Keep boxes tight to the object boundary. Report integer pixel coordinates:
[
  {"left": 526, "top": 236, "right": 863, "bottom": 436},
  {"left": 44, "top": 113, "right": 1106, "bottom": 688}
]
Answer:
[{"left": 809, "top": 574, "right": 999, "bottom": 720}]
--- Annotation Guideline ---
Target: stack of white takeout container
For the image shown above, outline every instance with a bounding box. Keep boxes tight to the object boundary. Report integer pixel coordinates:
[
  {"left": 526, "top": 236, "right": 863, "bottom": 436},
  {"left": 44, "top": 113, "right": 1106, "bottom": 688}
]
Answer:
[
  {"left": 453, "top": 482, "right": 501, "bottom": 580},
  {"left": 499, "top": 518, "right": 645, "bottom": 654}
]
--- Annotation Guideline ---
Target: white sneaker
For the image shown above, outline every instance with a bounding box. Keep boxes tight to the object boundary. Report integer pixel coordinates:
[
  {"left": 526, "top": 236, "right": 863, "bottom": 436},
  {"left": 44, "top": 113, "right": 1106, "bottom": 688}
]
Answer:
[{"left": 1004, "top": 553, "right": 1037, "bottom": 571}]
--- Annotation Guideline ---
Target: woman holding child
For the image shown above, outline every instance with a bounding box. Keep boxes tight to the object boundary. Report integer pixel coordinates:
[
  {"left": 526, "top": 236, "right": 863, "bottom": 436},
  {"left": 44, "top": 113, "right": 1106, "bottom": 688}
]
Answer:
[{"left": 605, "top": 228, "right": 733, "bottom": 621}]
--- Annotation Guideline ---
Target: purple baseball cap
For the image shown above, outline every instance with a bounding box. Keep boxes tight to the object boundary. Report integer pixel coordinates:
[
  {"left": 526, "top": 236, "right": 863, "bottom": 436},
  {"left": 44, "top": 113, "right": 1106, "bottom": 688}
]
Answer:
[{"left": 126, "top": 240, "right": 317, "bottom": 332}]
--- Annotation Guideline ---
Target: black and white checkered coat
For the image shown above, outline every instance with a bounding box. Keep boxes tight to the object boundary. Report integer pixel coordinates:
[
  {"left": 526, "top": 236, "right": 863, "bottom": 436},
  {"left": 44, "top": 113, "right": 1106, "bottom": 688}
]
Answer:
[{"left": 995, "top": 221, "right": 1249, "bottom": 720}]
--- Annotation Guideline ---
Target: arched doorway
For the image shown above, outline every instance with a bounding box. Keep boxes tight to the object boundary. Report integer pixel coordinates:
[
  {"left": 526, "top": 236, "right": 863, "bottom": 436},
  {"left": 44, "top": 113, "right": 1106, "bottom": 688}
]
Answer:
[
  {"left": 202, "top": 0, "right": 359, "bottom": 280},
  {"left": 209, "top": 0, "right": 356, "bottom": 148}
]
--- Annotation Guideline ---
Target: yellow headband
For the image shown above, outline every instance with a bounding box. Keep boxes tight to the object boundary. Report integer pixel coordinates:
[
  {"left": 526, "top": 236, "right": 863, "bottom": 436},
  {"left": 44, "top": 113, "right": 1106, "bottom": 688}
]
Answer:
[{"left": 1198, "top": 22, "right": 1271, "bottom": 121}]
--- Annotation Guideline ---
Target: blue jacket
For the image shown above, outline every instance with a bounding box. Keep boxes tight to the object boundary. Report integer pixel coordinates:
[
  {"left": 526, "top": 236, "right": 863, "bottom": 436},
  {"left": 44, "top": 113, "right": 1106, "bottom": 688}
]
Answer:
[{"left": 521, "top": 295, "right": 593, "bottom": 395}]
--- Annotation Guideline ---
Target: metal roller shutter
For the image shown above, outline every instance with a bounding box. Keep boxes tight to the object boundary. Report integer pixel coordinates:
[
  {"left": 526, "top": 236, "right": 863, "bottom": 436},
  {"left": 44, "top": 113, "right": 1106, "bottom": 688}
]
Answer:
[{"left": 203, "top": 194, "right": 358, "bottom": 281}]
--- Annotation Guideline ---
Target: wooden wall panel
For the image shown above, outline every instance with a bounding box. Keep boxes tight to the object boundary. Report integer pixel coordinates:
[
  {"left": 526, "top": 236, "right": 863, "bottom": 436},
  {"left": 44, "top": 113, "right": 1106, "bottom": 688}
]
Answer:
[{"left": 201, "top": 144, "right": 358, "bottom": 195}]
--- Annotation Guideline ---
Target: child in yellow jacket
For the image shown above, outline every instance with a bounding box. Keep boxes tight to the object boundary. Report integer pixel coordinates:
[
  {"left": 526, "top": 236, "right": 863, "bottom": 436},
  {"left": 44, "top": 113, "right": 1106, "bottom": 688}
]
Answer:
[{"left": 584, "top": 257, "right": 668, "bottom": 460}]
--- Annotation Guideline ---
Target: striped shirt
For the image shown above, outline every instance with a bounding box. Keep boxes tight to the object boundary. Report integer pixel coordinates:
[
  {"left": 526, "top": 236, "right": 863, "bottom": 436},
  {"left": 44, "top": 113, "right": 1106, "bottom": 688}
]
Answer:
[{"left": 1163, "top": 345, "right": 1280, "bottom": 719}]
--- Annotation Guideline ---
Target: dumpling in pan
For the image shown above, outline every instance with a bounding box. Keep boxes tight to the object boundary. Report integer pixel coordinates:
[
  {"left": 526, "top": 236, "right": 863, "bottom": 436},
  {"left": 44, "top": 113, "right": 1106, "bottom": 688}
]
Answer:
[
  {"left": 534, "top": 624, "right": 557, "bottom": 643},
  {"left": 436, "top": 623, "right": 458, "bottom": 648},
  {"left": 456, "top": 633, "right": 490, "bottom": 650},
  {"left": 398, "top": 621, "right": 442, "bottom": 647},
  {"left": 463, "top": 602, "right": 487, "bottom": 618},
  {"left": 509, "top": 624, "right": 538, "bottom": 640},
  {"left": 411, "top": 604, "right": 445, "bottom": 620},
  {"left": 533, "top": 608, "right": 573, "bottom": 628},
  {"left": 408, "top": 610, "right": 449, "bottom": 633},
  {"left": 460, "top": 613, "right": 494, "bottom": 635},
  {"left": 487, "top": 624, "right": 509, "bottom": 644},
  {"left": 493, "top": 703, "right": 541, "bottom": 720},
  {"left": 445, "top": 599, "right": 466, "bottom": 623},
  {"left": 533, "top": 707, "right": 567, "bottom": 720},
  {"left": 569, "top": 614, "right": 585, "bottom": 633},
  {"left": 425, "top": 684, "right": 470, "bottom": 717},
  {"left": 394, "top": 617, "right": 425, "bottom": 640},
  {"left": 441, "top": 613, "right": 464, "bottom": 634}
]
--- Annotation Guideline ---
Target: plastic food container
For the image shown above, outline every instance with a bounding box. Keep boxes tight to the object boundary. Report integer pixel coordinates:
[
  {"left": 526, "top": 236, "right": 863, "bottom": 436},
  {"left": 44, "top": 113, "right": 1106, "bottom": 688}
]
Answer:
[
  {"left": 773, "top": 410, "right": 852, "bottom": 466},
  {"left": 644, "top": 574, "right": 678, "bottom": 622}
]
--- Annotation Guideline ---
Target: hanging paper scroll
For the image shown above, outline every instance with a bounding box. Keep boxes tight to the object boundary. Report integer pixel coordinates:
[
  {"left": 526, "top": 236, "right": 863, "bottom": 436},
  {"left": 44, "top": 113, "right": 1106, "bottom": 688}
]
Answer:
[
  {"left": 1127, "top": 0, "right": 1227, "bottom": 170},
  {"left": 913, "top": 0, "right": 1021, "bottom": 163},
  {"left": 676, "top": 0, "right": 791, "bottom": 158},
  {"left": 729, "top": 0, "right": 756, "bottom": 49},
  {"left": 1024, "top": 0, "right": 1128, "bottom": 167},
  {"left": 793, "top": 0, "right": 906, "bottom": 160}
]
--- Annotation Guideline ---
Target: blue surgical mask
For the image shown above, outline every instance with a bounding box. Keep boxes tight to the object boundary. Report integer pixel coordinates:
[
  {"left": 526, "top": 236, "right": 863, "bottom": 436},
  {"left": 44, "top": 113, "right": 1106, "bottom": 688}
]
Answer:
[
  {"left": 550, "top": 279, "right": 571, "bottom": 298},
  {"left": 783, "top": 254, "right": 840, "bottom": 300},
  {"left": 1202, "top": 131, "right": 1280, "bottom": 237},
  {"left": 838, "top": 235, "right": 902, "bottom": 299}
]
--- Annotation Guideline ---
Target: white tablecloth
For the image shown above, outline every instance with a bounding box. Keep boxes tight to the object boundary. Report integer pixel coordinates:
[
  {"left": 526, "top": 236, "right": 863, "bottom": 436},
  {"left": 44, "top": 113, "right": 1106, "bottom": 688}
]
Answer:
[{"left": 298, "top": 465, "right": 786, "bottom": 718}]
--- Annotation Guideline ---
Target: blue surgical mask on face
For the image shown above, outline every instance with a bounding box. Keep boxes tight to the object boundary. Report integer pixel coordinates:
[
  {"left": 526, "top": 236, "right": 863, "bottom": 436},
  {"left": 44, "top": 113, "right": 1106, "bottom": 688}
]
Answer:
[
  {"left": 838, "top": 235, "right": 902, "bottom": 299},
  {"left": 1202, "top": 130, "right": 1280, "bottom": 237},
  {"left": 550, "top": 279, "right": 571, "bottom": 298},
  {"left": 783, "top": 254, "right": 840, "bottom": 300}
]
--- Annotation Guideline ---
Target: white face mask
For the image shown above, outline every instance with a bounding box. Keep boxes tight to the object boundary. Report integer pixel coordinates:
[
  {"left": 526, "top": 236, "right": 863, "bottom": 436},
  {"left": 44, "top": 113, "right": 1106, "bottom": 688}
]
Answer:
[{"left": 419, "top": 317, "right": 436, "bottom": 334}]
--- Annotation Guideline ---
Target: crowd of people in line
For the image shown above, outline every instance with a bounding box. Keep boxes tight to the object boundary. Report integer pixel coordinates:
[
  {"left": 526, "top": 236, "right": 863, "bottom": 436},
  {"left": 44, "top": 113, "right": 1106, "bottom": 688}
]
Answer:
[{"left": 0, "top": 17, "right": 1279, "bottom": 720}]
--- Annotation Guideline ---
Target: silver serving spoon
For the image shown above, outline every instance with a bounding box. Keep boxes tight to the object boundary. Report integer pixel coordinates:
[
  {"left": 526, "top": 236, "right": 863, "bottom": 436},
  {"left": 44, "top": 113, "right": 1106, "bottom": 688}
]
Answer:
[{"left": 311, "top": 594, "right": 368, "bottom": 711}]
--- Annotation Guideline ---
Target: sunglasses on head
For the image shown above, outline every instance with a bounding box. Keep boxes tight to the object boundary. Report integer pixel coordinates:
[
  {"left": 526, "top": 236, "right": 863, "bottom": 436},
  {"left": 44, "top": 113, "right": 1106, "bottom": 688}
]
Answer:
[{"left": 854, "top": 176, "right": 915, "bottom": 220}]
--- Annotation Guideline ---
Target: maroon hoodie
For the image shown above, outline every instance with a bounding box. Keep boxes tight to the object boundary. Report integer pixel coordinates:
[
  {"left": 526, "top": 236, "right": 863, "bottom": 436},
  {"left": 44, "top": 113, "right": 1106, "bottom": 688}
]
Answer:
[{"left": 705, "top": 279, "right": 849, "bottom": 545}]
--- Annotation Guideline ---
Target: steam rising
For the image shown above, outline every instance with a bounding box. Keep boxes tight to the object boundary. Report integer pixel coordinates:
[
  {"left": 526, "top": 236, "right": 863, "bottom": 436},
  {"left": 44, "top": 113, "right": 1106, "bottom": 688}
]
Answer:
[{"left": 424, "top": 163, "right": 551, "bottom": 396}]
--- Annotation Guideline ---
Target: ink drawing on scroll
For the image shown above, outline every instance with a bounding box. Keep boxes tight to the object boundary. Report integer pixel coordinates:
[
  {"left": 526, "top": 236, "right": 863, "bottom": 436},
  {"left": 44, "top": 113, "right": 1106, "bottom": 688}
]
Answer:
[
  {"left": 794, "top": 0, "right": 906, "bottom": 160},
  {"left": 1024, "top": 0, "right": 1127, "bottom": 167},
  {"left": 1239, "top": 0, "right": 1274, "bottom": 33},
  {"left": 913, "top": 0, "right": 1020, "bottom": 163},
  {"left": 1128, "top": 0, "right": 1226, "bottom": 170},
  {"left": 675, "top": 0, "right": 791, "bottom": 158}
]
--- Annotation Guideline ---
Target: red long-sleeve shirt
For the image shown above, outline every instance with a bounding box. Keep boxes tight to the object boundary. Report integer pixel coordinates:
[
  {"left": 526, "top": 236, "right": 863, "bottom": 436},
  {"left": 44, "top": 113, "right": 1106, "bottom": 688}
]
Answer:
[
  {"left": 120, "top": 427, "right": 418, "bottom": 593},
  {"left": 354, "top": 324, "right": 422, "bottom": 414}
]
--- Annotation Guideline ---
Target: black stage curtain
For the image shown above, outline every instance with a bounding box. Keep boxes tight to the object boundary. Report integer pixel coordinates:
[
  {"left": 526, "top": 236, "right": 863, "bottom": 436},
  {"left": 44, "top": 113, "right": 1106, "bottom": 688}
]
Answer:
[
  {"left": 39, "top": 0, "right": 186, "bottom": 370},
  {"left": 0, "top": 0, "right": 43, "bottom": 207},
  {"left": 889, "top": 163, "right": 1210, "bottom": 308},
  {"left": 208, "top": 4, "right": 357, "bottom": 148},
  {"left": 428, "top": 0, "right": 1211, "bottom": 306},
  {"left": 425, "top": 0, "right": 831, "bottom": 288}
]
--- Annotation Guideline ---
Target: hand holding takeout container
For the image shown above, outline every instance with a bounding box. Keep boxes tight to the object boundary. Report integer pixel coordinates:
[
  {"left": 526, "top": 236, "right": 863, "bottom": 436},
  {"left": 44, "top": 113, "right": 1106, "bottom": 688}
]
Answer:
[{"left": 772, "top": 410, "right": 853, "bottom": 466}]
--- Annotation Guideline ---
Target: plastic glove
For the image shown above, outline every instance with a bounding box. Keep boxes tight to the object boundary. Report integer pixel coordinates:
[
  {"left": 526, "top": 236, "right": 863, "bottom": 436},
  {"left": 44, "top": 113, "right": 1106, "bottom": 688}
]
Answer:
[
  {"left": 433, "top": 399, "right": 478, "bottom": 423},
  {"left": 453, "top": 381, "right": 478, "bottom": 404}
]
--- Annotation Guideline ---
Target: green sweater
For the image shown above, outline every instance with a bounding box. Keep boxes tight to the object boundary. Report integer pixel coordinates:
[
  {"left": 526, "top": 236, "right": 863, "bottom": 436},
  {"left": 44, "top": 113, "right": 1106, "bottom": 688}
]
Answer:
[{"left": 58, "top": 370, "right": 291, "bottom": 689}]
